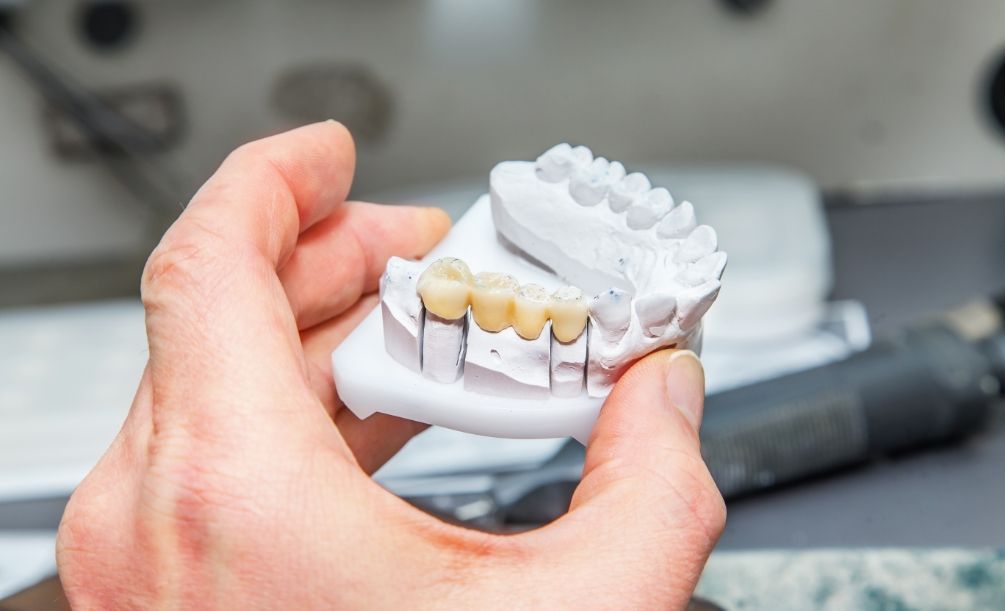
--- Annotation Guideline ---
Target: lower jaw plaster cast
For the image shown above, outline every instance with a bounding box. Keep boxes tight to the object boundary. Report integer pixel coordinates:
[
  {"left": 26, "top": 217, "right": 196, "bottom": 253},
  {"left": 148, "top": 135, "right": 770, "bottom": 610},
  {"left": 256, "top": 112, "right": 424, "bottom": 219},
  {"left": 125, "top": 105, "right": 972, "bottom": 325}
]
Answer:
[{"left": 330, "top": 144, "right": 726, "bottom": 442}]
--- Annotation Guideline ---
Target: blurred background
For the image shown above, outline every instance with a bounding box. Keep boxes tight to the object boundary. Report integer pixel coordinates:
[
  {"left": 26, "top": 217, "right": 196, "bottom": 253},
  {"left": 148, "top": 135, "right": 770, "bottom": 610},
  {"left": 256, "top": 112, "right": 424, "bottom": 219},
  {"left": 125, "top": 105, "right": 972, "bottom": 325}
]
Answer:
[{"left": 1, "top": 1, "right": 1005, "bottom": 608}]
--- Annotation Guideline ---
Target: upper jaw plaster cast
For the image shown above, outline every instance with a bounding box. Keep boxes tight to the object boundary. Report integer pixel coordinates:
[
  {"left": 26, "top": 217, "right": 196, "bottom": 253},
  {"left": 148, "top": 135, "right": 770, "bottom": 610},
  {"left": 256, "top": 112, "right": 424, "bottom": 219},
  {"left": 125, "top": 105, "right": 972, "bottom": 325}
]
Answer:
[{"left": 330, "top": 144, "right": 726, "bottom": 441}]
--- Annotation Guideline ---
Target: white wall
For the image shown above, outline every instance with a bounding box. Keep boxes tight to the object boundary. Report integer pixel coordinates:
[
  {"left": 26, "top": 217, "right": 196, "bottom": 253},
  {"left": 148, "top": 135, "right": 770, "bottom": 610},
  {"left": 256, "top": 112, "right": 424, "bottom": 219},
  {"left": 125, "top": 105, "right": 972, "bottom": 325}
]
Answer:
[{"left": 2, "top": 0, "right": 1004, "bottom": 264}]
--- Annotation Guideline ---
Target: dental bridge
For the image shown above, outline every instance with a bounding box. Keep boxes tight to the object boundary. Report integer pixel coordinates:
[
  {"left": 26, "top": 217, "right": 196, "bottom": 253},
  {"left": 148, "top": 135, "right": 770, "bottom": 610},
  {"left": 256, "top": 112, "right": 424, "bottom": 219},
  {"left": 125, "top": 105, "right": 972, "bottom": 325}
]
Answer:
[{"left": 332, "top": 144, "right": 726, "bottom": 442}]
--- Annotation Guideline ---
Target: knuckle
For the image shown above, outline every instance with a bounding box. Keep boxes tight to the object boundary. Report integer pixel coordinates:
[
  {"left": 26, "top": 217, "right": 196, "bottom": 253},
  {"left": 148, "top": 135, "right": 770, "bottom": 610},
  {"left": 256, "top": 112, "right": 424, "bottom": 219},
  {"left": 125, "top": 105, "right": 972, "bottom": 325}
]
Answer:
[
  {"left": 141, "top": 241, "right": 201, "bottom": 306},
  {"left": 58, "top": 489, "right": 100, "bottom": 555},
  {"left": 226, "top": 139, "right": 290, "bottom": 187},
  {"left": 140, "top": 221, "right": 231, "bottom": 314},
  {"left": 666, "top": 453, "right": 727, "bottom": 545},
  {"left": 692, "top": 473, "right": 727, "bottom": 537},
  {"left": 628, "top": 449, "right": 727, "bottom": 548},
  {"left": 227, "top": 139, "right": 268, "bottom": 166},
  {"left": 57, "top": 472, "right": 128, "bottom": 606}
]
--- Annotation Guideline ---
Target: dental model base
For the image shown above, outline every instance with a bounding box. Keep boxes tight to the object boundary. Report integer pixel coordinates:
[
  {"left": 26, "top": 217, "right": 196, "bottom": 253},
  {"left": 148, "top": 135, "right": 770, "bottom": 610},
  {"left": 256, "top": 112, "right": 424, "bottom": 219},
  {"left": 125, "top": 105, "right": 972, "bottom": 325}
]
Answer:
[{"left": 331, "top": 144, "right": 726, "bottom": 442}]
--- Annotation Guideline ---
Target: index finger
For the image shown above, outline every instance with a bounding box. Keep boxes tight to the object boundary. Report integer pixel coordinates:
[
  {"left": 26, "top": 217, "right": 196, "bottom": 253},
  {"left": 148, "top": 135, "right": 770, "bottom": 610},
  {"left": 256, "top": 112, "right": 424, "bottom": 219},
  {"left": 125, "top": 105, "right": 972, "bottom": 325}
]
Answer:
[
  {"left": 141, "top": 122, "right": 356, "bottom": 431},
  {"left": 185, "top": 120, "right": 356, "bottom": 268}
]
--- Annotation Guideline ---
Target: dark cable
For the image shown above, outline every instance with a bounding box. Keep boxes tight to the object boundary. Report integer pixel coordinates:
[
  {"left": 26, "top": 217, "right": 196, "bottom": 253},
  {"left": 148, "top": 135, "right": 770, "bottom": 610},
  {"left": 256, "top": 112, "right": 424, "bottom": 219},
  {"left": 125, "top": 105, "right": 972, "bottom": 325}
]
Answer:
[{"left": 0, "top": 24, "right": 183, "bottom": 214}]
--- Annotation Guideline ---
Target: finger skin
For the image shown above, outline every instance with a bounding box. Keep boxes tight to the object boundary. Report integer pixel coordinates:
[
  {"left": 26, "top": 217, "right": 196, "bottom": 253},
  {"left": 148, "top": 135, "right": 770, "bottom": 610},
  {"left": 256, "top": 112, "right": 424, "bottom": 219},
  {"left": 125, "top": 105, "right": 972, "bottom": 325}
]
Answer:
[
  {"left": 300, "top": 294, "right": 381, "bottom": 419},
  {"left": 280, "top": 202, "right": 450, "bottom": 329},
  {"left": 511, "top": 350, "right": 727, "bottom": 608},
  {"left": 185, "top": 120, "right": 356, "bottom": 267},
  {"left": 578, "top": 350, "right": 725, "bottom": 543},
  {"left": 335, "top": 411, "right": 429, "bottom": 474},
  {"left": 143, "top": 121, "right": 446, "bottom": 471}
]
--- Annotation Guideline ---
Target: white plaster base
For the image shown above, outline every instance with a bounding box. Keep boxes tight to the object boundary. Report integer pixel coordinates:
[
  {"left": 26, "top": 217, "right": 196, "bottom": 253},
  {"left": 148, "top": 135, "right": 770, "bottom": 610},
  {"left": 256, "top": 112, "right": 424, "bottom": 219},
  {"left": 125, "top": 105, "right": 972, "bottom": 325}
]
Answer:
[
  {"left": 381, "top": 302, "right": 422, "bottom": 373},
  {"left": 421, "top": 312, "right": 467, "bottom": 383},
  {"left": 333, "top": 301, "right": 603, "bottom": 442},
  {"left": 379, "top": 257, "right": 425, "bottom": 373},
  {"left": 464, "top": 320, "right": 551, "bottom": 399},
  {"left": 332, "top": 196, "right": 606, "bottom": 442},
  {"left": 550, "top": 329, "right": 587, "bottom": 397}
]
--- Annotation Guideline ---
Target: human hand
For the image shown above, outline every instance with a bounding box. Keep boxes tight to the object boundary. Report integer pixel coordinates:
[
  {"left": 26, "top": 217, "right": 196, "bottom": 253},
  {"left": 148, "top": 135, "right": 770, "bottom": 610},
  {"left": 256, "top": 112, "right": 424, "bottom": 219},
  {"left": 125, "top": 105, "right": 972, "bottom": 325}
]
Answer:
[{"left": 56, "top": 122, "right": 725, "bottom": 609}]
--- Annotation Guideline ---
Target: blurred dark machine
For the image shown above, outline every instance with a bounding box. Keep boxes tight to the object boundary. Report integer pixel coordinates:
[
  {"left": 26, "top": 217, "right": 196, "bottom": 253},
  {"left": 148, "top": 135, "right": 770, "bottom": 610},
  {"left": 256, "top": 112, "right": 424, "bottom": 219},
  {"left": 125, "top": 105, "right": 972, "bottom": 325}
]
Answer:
[{"left": 702, "top": 295, "right": 1005, "bottom": 499}]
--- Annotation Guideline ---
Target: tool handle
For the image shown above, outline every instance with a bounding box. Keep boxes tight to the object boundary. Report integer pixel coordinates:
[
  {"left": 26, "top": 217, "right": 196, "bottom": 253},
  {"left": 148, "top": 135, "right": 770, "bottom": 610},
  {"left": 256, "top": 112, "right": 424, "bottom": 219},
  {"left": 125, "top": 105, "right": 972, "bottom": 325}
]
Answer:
[{"left": 701, "top": 325, "right": 996, "bottom": 499}]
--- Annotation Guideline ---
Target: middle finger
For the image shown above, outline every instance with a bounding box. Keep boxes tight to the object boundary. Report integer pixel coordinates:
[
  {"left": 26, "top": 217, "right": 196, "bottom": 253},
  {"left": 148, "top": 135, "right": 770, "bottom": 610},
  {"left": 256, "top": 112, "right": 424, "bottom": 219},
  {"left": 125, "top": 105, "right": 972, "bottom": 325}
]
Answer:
[{"left": 279, "top": 202, "right": 450, "bottom": 330}]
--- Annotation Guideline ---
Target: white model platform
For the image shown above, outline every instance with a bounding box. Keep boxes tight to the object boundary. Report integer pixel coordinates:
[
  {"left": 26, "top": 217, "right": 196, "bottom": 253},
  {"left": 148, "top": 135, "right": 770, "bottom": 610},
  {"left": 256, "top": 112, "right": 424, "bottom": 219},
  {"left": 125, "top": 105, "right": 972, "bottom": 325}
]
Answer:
[{"left": 331, "top": 195, "right": 605, "bottom": 443}]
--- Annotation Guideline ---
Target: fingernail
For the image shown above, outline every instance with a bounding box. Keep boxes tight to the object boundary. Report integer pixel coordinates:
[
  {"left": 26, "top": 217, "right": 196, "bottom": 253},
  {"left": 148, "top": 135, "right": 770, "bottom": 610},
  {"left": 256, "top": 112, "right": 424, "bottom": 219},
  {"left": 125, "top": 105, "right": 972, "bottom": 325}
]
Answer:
[{"left": 666, "top": 350, "right": 705, "bottom": 432}]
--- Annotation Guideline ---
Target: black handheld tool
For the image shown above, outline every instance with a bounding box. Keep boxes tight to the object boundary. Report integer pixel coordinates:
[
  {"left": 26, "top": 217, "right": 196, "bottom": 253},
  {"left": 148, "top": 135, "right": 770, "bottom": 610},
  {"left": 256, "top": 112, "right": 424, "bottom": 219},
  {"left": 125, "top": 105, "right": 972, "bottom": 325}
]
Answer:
[{"left": 701, "top": 297, "right": 1005, "bottom": 499}]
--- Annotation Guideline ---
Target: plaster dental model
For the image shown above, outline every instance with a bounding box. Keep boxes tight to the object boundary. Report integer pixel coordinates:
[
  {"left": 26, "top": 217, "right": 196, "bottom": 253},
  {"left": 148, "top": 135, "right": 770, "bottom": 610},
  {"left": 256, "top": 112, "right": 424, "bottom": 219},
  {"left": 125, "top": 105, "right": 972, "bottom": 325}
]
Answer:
[{"left": 331, "top": 144, "right": 726, "bottom": 442}]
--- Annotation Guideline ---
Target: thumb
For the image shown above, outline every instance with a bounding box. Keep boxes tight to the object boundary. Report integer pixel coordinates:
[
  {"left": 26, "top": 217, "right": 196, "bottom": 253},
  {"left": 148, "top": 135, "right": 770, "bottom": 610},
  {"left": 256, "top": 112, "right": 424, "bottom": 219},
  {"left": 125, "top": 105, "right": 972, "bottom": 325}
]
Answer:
[{"left": 546, "top": 350, "right": 725, "bottom": 601}]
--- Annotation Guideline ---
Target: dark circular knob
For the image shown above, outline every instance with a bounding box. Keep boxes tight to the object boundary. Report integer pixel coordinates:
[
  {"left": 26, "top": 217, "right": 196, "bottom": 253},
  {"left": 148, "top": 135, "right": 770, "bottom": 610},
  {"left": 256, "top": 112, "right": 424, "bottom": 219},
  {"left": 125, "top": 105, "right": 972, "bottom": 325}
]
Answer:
[
  {"left": 719, "top": 0, "right": 772, "bottom": 16},
  {"left": 78, "top": 1, "right": 138, "bottom": 51},
  {"left": 990, "top": 49, "right": 1005, "bottom": 138}
]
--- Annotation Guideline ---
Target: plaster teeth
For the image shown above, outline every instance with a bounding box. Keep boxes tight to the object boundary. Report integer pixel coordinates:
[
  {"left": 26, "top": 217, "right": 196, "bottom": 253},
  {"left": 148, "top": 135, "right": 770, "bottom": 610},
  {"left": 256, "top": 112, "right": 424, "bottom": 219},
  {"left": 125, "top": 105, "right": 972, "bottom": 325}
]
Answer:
[
  {"left": 535, "top": 143, "right": 575, "bottom": 183},
  {"left": 677, "top": 251, "right": 728, "bottom": 287},
  {"left": 570, "top": 145, "right": 594, "bottom": 169},
  {"left": 417, "top": 257, "right": 473, "bottom": 320},
  {"left": 513, "top": 283, "right": 551, "bottom": 340},
  {"left": 551, "top": 327, "right": 587, "bottom": 397},
  {"left": 589, "top": 288, "right": 632, "bottom": 342},
  {"left": 422, "top": 312, "right": 468, "bottom": 383},
  {"left": 470, "top": 271, "right": 518, "bottom": 332},
  {"left": 676, "top": 279, "right": 721, "bottom": 331},
  {"left": 569, "top": 157, "right": 626, "bottom": 207},
  {"left": 549, "top": 286, "right": 589, "bottom": 343},
  {"left": 626, "top": 187, "right": 674, "bottom": 230},
  {"left": 675, "top": 225, "right": 718, "bottom": 263},
  {"left": 608, "top": 172, "right": 651, "bottom": 213},
  {"left": 634, "top": 292, "right": 677, "bottom": 337},
  {"left": 657, "top": 201, "right": 697, "bottom": 239},
  {"left": 380, "top": 257, "right": 425, "bottom": 373},
  {"left": 534, "top": 143, "right": 591, "bottom": 182}
]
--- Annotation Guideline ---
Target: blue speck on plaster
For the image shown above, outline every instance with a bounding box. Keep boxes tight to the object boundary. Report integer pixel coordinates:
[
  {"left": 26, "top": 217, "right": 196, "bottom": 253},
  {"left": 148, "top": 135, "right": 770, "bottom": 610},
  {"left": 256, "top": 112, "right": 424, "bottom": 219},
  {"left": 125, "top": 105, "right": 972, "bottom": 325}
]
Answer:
[
  {"left": 956, "top": 561, "right": 996, "bottom": 589},
  {"left": 863, "top": 587, "right": 915, "bottom": 611},
  {"left": 813, "top": 579, "right": 836, "bottom": 605}
]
